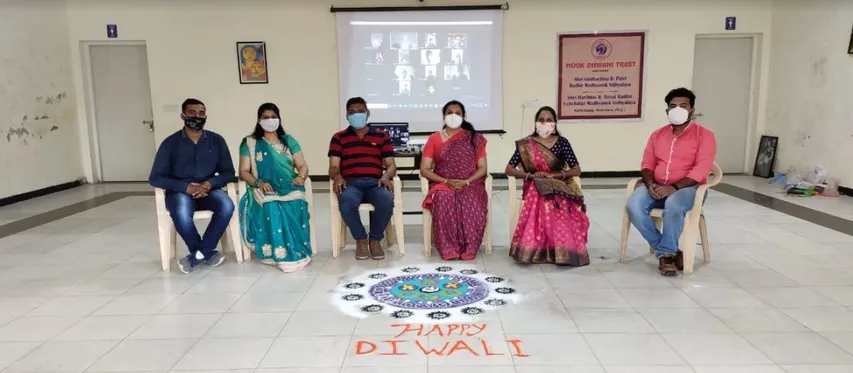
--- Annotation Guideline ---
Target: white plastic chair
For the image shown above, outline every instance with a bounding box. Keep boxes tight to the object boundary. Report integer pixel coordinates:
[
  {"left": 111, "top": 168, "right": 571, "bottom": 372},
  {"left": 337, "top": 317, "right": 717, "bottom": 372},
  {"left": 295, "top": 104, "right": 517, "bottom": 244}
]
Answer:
[
  {"left": 508, "top": 175, "right": 583, "bottom": 234},
  {"left": 618, "top": 163, "right": 723, "bottom": 274},
  {"left": 419, "top": 175, "right": 493, "bottom": 258},
  {"left": 154, "top": 183, "right": 242, "bottom": 272},
  {"left": 330, "top": 176, "right": 405, "bottom": 258},
  {"left": 237, "top": 178, "right": 318, "bottom": 261}
]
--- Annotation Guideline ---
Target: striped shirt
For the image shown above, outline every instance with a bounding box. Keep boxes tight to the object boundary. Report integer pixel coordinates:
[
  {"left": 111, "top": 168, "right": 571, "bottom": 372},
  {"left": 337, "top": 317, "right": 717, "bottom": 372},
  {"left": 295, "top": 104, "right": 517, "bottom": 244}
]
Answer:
[{"left": 328, "top": 127, "right": 394, "bottom": 179}]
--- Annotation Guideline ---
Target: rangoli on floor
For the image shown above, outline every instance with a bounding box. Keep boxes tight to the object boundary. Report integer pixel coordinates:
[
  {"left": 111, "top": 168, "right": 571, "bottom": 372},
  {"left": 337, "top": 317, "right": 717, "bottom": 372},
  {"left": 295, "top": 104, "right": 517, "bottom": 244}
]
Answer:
[{"left": 330, "top": 265, "right": 521, "bottom": 322}]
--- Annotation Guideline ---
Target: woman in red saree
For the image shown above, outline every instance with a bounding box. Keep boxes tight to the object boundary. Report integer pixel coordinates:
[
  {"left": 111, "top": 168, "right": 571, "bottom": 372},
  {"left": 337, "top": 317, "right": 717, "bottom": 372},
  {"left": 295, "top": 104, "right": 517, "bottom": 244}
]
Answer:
[
  {"left": 420, "top": 100, "right": 489, "bottom": 261},
  {"left": 505, "top": 106, "right": 590, "bottom": 266}
]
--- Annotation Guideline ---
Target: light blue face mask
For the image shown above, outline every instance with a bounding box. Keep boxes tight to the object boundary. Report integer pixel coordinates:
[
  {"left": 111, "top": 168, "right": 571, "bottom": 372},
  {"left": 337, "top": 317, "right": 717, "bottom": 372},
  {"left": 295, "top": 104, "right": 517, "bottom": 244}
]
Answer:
[{"left": 347, "top": 112, "right": 368, "bottom": 129}]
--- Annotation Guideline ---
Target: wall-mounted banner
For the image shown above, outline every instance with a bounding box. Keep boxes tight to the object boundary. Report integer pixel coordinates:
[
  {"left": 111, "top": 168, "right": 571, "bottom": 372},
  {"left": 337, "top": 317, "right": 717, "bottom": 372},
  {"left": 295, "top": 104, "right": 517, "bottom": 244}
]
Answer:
[{"left": 558, "top": 32, "right": 646, "bottom": 120}]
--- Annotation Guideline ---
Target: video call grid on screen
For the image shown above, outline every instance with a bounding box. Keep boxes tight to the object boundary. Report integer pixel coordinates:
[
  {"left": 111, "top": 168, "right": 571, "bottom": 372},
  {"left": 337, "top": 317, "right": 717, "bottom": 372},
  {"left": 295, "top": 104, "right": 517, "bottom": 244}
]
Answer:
[{"left": 336, "top": 11, "right": 503, "bottom": 132}]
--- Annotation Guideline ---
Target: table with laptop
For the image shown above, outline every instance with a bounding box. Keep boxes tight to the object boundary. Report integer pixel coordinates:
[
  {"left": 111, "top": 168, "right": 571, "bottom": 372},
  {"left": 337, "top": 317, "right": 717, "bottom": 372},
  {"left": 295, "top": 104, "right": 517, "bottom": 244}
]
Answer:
[{"left": 370, "top": 122, "right": 424, "bottom": 216}]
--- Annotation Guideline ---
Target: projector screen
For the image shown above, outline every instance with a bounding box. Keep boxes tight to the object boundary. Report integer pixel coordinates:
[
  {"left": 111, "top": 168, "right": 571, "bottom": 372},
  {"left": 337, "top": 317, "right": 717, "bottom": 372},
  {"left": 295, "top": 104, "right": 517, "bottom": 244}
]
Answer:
[{"left": 335, "top": 10, "right": 504, "bottom": 133}]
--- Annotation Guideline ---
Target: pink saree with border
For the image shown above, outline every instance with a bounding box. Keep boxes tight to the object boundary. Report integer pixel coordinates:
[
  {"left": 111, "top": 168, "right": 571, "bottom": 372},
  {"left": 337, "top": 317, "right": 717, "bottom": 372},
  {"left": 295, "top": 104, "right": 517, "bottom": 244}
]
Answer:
[{"left": 509, "top": 138, "right": 590, "bottom": 266}]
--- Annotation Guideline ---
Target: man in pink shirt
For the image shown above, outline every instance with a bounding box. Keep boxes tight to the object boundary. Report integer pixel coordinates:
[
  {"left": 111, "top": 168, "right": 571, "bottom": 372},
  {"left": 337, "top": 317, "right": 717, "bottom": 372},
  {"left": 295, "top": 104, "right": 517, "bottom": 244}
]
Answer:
[{"left": 626, "top": 88, "right": 717, "bottom": 276}]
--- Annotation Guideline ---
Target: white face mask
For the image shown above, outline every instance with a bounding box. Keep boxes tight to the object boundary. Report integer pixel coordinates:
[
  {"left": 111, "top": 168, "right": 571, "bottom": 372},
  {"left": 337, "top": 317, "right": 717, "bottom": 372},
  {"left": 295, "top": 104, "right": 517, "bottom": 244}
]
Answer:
[
  {"left": 444, "top": 114, "right": 463, "bottom": 129},
  {"left": 667, "top": 107, "right": 690, "bottom": 125},
  {"left": 259, "top": 118, "right": 280, "bottom": 132},
  {"left": 535, "top": 121, "right": 556, "bottom": 137}
]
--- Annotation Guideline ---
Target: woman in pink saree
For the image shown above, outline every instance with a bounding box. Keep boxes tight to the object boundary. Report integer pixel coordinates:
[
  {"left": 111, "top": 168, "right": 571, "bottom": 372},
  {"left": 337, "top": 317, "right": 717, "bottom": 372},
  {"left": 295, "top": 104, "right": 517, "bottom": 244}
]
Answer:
[
  {"left": 420, "top": 100, "right": 489, "bottom": 261},
  {"left": 505, "top": 106, "right": 590, "bottom": 266}
]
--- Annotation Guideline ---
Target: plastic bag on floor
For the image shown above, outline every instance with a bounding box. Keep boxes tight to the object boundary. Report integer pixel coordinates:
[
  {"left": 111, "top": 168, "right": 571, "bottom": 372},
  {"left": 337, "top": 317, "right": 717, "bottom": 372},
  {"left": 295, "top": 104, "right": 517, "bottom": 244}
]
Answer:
[
  {"left": 812, "top": 165, "right": 829, "bottom": 184},
  {"left": 823, "top": 178, "right": 841, "bottom": 197}
]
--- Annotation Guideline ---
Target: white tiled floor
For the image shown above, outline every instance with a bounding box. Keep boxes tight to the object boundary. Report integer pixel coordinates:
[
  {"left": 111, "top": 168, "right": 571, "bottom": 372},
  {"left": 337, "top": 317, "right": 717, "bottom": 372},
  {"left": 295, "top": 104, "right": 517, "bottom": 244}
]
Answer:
[{"left": 0, "top": 178, "right": 852, "bottom": 372}]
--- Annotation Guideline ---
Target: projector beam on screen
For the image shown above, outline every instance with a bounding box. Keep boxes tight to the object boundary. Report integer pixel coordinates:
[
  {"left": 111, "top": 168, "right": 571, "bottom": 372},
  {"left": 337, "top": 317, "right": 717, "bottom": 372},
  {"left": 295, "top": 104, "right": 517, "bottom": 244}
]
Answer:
[{"left": 335, "top": 9, "right": 505, "bottom": 133}]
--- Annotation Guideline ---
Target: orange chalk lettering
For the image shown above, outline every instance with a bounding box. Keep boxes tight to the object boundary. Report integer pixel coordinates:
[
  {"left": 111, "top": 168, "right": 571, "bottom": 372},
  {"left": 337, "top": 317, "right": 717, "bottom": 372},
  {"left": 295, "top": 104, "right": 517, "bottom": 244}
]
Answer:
[
  {"left": 355, "top": 340, "right": 377, "bottom": 355},
  {"left": 481, "top": 340, "right": 504, "bottom": 356},
  {"left": 416, "top": 339, "right": 448, "bottom": 356},
  {"left": 445, "top": 324, "right": 460, "bottom": 335},
  {"left": 391, "top": 323, "right": 424, "bottom": 338},
  {"left": 466, "top": 323, "right": 487, "bottom": 336},
  {"left": 507, "top": 339, "right": 530, "bottom": 358},
  {"left": 379, "top": 340, "right": 408, "bottom": 355},
  {"left": 447, "top": 340, "right": 479, "bottom": 356},
  {"left": 424, "top": 324, "right": 446, "bottom": 337}
]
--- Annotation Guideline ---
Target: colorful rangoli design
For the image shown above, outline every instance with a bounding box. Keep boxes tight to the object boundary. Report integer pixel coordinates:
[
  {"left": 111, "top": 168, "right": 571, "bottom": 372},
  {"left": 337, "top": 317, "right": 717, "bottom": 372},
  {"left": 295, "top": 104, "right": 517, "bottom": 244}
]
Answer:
[{"left": 330, "top": 265, "right": 521, "bottom": 322}]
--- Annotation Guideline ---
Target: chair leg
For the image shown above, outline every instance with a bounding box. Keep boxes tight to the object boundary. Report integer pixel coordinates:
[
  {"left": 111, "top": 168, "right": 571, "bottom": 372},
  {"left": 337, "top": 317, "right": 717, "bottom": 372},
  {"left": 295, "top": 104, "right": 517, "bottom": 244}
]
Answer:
[
  {"left": 331, "top": 210, "right": 341, "bottom": 259},
  {"left": 486, "top": 206, "right": 493, "bottom": 255},
  {"left": 680, "top": 215, "right": 699, "bottom": 275},
  {"left": 619, "top": 210, "right": 630, "bottom": 262},
  {"left": 384, "top": 223, "right": 393, "bottom": 249},
  {"left": 423, "top": 210, "right": 432, "bottom": 258},
  {"left": 228, "top": 213, "right": 243, "bottom": 263},
  {"left": 394, "top": 208, "right": 405, "bottom": 256},
  {"left": 699, "top": 214, "right": 710, "bottom": 263},
  {"left": 169, "top": 227, "right": 178, "bottom": 260},
  {"left": 157, "top": 217, "right": 172, "bottom": 272}
]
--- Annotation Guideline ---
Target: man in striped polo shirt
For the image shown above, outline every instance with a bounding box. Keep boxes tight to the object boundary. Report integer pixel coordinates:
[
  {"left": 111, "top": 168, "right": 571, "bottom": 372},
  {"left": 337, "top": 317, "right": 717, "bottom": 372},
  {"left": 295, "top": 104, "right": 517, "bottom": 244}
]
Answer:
[{"left": 328, "top": 97, "right": 398, "bottom": 260}]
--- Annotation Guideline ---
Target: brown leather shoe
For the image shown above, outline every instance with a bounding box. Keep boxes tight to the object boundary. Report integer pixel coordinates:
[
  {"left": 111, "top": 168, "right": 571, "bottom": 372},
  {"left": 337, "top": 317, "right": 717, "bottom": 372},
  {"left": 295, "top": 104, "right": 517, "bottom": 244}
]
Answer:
[
  {"left": 659, "top": 255, "right": 678, "bottom": 277},
  {"left": 369, "top": 240, "right": 385, "bottom": 260},
  {"left": 675, "top": 250, "right": 684, "bottom": 271},
  {"left": 355, "top": 240, "right": 370, "bottom": 260}
]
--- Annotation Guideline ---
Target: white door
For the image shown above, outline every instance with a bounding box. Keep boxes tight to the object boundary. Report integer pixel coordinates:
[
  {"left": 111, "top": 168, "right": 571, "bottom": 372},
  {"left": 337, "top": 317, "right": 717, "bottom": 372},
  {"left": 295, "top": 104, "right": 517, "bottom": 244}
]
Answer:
[
  {"left": 90, "top": 44, "right": 156, "bottom": 181},
  {"left": 691, "top": 37, "right": 754, "bottom": 173}
]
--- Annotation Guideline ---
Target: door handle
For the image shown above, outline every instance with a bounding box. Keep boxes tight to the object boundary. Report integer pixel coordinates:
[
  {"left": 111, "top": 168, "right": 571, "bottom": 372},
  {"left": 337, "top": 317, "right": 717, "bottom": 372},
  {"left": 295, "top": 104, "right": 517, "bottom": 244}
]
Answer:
[
  {"left": 695, "top": 113, "right": 704, "bottom": 117},
  {"left": 142, "top": 120, "right": 154, "bottom": 132}
]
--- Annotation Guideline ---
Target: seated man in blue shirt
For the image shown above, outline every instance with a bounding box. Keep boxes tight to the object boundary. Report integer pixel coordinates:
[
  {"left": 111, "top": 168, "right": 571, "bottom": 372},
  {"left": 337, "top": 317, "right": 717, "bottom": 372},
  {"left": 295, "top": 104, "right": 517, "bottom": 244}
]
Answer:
[{"left": 149, "top": 98, "right": 236, "bottom": 274}]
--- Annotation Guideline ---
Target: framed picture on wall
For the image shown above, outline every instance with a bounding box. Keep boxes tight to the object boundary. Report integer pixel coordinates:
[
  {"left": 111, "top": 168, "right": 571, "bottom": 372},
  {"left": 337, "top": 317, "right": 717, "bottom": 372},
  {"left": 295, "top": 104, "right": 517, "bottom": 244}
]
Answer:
[
  {"left": 752, "top": 135, "right": 779, "bottom": 178},
  {"left": 236, "top": 41, "right": 268, "bottom": 84}
]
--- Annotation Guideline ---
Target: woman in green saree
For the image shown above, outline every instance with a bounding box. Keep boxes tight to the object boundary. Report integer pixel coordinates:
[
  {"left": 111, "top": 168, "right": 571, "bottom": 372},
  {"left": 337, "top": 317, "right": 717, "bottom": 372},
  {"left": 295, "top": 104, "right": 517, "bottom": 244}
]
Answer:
[{"left": 238, "top": 103, "right": 314, "bottom": 272}]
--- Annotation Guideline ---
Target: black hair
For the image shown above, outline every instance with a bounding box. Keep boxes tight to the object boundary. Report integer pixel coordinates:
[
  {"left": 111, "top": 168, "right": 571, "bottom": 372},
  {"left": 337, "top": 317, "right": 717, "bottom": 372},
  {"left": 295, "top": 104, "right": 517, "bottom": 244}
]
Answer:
[
  {"left": 664, "top": 88, "right": 696, "bottom": 107},
  {"left": 252, "top": 102, "right": 286, "bottom": 140},
  {"left": 530, "top": 106, "right": 562, "bottom": 137},
  {"left": 345, "top": 97, "right": 368, "bottom": 111},
  {"left": 181, "top": 98, "right": 205, "bottom": 113},
  {"left": 442, "top": 100, "right": 478, "bottom": 146}
]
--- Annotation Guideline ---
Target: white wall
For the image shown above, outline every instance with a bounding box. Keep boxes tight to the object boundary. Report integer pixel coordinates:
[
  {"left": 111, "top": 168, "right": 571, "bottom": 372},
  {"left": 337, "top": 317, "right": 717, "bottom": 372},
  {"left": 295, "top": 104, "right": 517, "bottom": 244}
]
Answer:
[
  {"left": 65, "top": 0, "right": 773, "bottom": 180},
  {"left": 0, "top": 0, "right": 82, "bottom": 199},
  {"left": 765, "top": 0, "right": 853, "bottom": 186}
]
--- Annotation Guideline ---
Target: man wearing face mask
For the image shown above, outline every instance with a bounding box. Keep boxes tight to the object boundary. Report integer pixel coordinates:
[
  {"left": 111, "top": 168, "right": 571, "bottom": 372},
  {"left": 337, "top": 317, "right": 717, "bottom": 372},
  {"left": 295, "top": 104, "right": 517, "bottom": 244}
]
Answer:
[
  {"left": 149, "top": 98, "right": 236, "bottom": 274},
  {"left": 626, "top": 88, "right": 717, "bottom": 277},
  {"left": 328, "top": 97, "right": 397, "bottom": 260}
]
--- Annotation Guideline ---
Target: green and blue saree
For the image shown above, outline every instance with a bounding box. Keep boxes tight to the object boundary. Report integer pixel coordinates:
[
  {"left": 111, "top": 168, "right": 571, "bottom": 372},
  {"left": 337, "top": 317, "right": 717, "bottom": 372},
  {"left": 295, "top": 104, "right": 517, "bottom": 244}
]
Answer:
[{"left": 238, "top": 135, "right": 314, "bottom": 272}]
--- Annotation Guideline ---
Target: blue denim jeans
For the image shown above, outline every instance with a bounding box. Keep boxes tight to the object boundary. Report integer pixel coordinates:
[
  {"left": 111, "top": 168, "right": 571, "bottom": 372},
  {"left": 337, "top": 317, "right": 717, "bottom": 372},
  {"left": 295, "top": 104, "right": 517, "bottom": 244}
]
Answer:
[
  {"left": 338, "top": 177, "right": 394, "bottom": 241},
  {"left": 165, "top": 189, "right": 235, "bottom": 259},
  {"left": 626, "top": 184, "right": 703, "bottom": 258}
]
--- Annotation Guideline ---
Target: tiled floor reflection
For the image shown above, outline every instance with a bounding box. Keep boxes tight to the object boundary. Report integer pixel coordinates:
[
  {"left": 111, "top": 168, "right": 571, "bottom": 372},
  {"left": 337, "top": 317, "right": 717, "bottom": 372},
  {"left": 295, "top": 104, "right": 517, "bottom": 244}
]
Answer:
[{"left": 0, "top": 176, "right": 851, "bottom": 372}]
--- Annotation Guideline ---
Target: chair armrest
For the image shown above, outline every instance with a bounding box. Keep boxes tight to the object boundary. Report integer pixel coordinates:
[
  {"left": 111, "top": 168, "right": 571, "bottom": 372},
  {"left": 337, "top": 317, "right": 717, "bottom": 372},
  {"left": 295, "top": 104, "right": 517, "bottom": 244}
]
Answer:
[
  {"left": 508, "top": 175, "right": 518, "bottom": 202},
  {"left": 225, "top": 182, "right": 238, "bottom": 205},
  {"left": 393, "top": 175, "right": 403, "bottom": 200},
  {"left": 238, "top": 180, "right": 247, "bottom": 200},
  {"left": 624, "top": 177, "right": 642, "bottom": 202},
  {"left": 419, "top": 175, "right": 429, "bottom": 197},
  {"left": 691, "top": 184, "right": 709, "bottom": 217},
  {"left": 154, "top": 188, "right": 168, "bottom": 215},
  {"left": 573, "top": 176, "right": 583, "bottom": 190},
  {"left": 304, "top": 178, "right": 313, "bottom": 195},
  {"left": 485, "top": 174, "right": 493, "bottom": 195}
]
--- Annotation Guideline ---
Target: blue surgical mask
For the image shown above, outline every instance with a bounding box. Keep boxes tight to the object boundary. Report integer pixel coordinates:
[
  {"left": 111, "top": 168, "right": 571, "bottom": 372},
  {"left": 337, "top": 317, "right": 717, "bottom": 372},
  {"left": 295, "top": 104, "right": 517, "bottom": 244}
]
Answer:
[{"left": 347, "top": 112, "right": 368, "bottom": 129}]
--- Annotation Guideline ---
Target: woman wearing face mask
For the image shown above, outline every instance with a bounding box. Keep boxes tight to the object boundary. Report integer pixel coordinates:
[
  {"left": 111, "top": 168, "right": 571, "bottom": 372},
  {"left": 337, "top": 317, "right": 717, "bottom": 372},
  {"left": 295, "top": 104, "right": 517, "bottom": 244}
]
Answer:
[
  {"left": 237, "top": 103, "right": 313, "bottom": 272},
  {"left": 419, "top": 100, "right": 489, "bottom": 261},
  {"left": 504, "top": 106, "right": 590, "bottom": 266}
]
